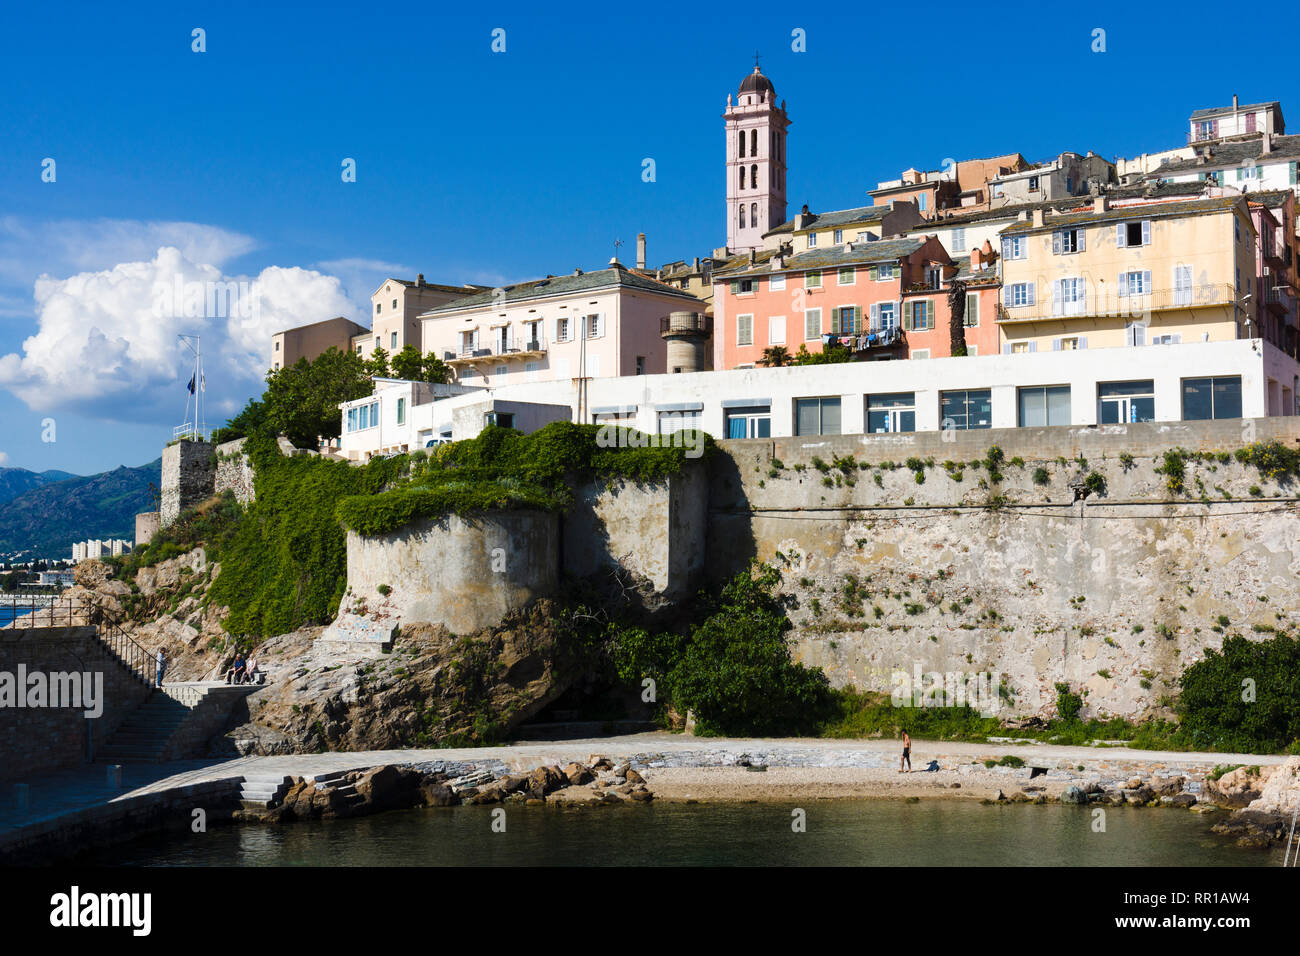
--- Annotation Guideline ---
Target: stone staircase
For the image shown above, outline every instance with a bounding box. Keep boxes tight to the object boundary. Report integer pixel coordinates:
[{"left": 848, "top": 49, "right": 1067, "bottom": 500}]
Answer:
[
  {"left": 97, "top": 683, "right": 258, "bottom": 764},
  {"left": 238, "top": 768, "right": 365, "bottom": 811}
]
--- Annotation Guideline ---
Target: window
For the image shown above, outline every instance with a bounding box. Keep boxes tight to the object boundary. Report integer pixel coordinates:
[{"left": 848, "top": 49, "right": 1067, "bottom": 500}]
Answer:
[
  {"left": 737, "top": 314, "right": 754, "bottom": 346},
  {"left": 1054, "top": 336, "right": 1086, "bottom": 350},
  {"left": 460, "top": 329, "right": 477, "bottom": 354},
  {"left": 1117, "top": 220, "right": 1151, "bottom": 248},
  {"left": 805, "top": 271, "right": 822, "bottom": 289},
  {"left": 1028, "top": 175, "right": 1040, "bottom": 192},
  {"left": 1151, "top": 333, "right": 1182, "bottom": 345},
  {"left": 871, "top": 301, "right": 898, "bottom": 330},
  {"left": 392, "top": 299, "right": 398, "bottom": 310},
  {"left": 733, "top": 277, "right": 756, "bottom": 294},
  {"left": 739, "top": 205, "right": 746, "bottom": 228},
  {"left": 804, "top": 307, "right": 822, "bottom": 340},
  {"left": 831, "top": 306, "right": 861, "bottom": 335},
  {"left": 658, "top": 409, "right": 701, "bottom": 435},
  {"left": 485, "top": 411, "right": 515, "bottom": 429},
  {"left": 1173, "top": 265, "right": 1193, "bottom": 306},
  {"left": 1052, "top": 277, "right": 1086, "bottom": 315},
  {"left": 1002, "top": 237, "right": 1027, "bottom": 260},
  {"left": 751, "top": 202, "right": 757, "bottom": 225},
  {"left": 951, "top": 228, "right": 967, "bottom": 253},
  {"left": 751, "top": 164, "right": 758, "bottom": 190},
  {"left": 557, "top": 317, "right": 570, "bottom": 343},
  {"left": 912, "top": 349, "right": 930, "bottom": 359},
  {"left": 1183, "top": 377, "right": 1242, "bottom": 420},
  {"left": 867, "top": 392, "right": 916, "bottom": 433},
  {"left": 918, "top": 194, "right": 928, "bottom": 212},
  {"left": 1053, "top": 228, "right": 1084, "bottom": 254},
  {"left": 726, "top": 405, "right": 771, "bottom": 439},
  {"left": 1125, "top": 321, "right": 1147, "bottom": 346},
  {"left": 1242, "top": 165, "right": 1258, "bottom": 180},
  {"left": 964, "top": 292, "right": 980, "bottom": 327},
  {"left": 924, "top": 266, "right": 941, "bottom": 290},
  {"left": 346, "top": 402, "right": 380, "bottom": 432},
  {"left": 494, "top": 364, "right": 506, "bottom": 378},
  {"left": 1018, "top": 386, "right": 1071, "bottom": 427},
  {"left": 875, "top": 263, "right": 896, "bottom": 281},
  {"left": 274, "top": 340, "right": 280, "bottom": 351},
  {"left": 635, "top": 356, "right": 645, "bottom": 375},
  {"left": 795, "top": 397, "right": 842, "bottom": 436},
  {"left": 523, "top": 321, "right": 542, "bottom": 349},
  {"left": 769, "top": 315, "right": 786, "bottom": 345},
  {"left": 769, "top": 273, "right": 786, "bottom": 291},
  {"left": 738, "top": 131, "right": 746, "bottom": 158},
  {"left": 585, "top": 314, "right": 601, "bottom": 338},
  {"left": 1011, "top": 342, "right": 1030, "bottom": 354},
  {"left": 751, "top": 130, "right": 757, "bottom": 156},
  {"left": 1119, "top": 271, "right": 1152, "bottom": 296},
  {"left": 967, "top": 345, "right": 978, "bottom": 356},
  {"left": 940, "top": 389, "right": 992, "bottom": 430},
  {"left": 1007, "top": 282, "right": 1036, "bottom": 307},
  {"left": 396, "top": 397, "right": 406, "bottom": 425},
  {"left": 834, "top": 229, "right": 843, "bottom": 243},
  {"left": 838, "top": 267, "right": 855, "bottom": 285},
  {"left": 526, "top": 361, "right": 540, "bottom": 382},
  {"left": 808, "top": 233, "right": 818, "bottom": 248},
  {"left": 1099, "top": 380, "right": 1155, "bottom": 424},
  {"left": 390, "top": 332, "right": 398, "bottom": 349},
  {"left": 1197, "top": 120, "right": 1216, "bottom": 140},
  {"left": 374, "top": 336, "right": 380, "bottom": 349},
  {"left": 904, "top": 300, "right": 933, "bottom": 330}
]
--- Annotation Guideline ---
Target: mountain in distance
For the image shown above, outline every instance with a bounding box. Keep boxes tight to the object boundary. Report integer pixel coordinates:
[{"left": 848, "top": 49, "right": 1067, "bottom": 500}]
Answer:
[
  {"left": 0, "top": 466, "right": 79, "bottom": 506},
  {"left": 0, "top": 459, "right": 161, "bottom": 562}
]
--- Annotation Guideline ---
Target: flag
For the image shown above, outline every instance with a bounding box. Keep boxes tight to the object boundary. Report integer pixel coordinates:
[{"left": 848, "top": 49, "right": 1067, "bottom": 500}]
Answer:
[
  {"left": 187, "top": 375, "right": 195, "bottom": 395},
  {"left": 200, "top": 373, "right": 205, "bottom": 393}
]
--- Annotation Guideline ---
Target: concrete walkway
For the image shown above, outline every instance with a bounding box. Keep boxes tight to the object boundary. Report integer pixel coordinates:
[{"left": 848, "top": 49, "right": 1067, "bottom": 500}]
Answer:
[{"left": 3, "top": 731, "right": 1286, "bottom": 834}]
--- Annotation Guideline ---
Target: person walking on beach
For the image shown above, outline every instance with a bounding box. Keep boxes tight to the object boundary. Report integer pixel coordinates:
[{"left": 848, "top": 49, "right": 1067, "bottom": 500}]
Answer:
[
  {"left": 155, "top": 648, "right": 166, "bottom": 688},
  {"left": 899, "top": 729, "right": 911, "bottom": 773}
]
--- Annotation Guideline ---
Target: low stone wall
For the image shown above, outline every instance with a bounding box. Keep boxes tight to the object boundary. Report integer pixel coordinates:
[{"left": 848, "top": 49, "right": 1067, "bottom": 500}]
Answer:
[
  {"left": 214, "top": 437, "right": 255, "bottom": 505},
  {"left": 0, "top": 776, "right": 242, "bottom": 865},
  {"left": 0, "top": 627, "right": 154, "bottom": 781},
  {"left": 134, "top": 511, "right": 160, "bottom": 547}
]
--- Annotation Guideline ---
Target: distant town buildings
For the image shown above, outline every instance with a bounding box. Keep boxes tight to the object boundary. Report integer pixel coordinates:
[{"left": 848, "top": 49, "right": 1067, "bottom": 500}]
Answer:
[
  {"left": 297, "top": 69, "right": 1300, "bottom": 461},
  {"left": 71, "top": 539, "right": 132, "bottom": 562}
]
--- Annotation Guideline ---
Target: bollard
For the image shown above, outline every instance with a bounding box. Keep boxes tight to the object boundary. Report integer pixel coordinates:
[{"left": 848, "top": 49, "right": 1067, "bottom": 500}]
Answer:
[
  {"left": 107, "top": 765, "right": 123, "bottom": 788},
  {"left": 14, "top": 783, "right": 29, "bottom": 813}
]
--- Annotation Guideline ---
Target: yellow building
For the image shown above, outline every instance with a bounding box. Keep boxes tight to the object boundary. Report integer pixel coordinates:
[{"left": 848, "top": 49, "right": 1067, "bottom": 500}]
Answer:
[{"left": 996, "top": 195, "right": 1257, "bottom": 353}]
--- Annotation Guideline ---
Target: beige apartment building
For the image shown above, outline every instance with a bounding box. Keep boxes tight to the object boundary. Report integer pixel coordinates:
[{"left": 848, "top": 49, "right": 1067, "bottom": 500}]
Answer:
[
  {"left": 997, "top": 195, "right": 1258, "bottom": 355},
  {"left": 270, "top": 316, "right": 368, "bottom": 372},
  {"left": 352, "top": 275, "right": 483, "bottom": 358}
]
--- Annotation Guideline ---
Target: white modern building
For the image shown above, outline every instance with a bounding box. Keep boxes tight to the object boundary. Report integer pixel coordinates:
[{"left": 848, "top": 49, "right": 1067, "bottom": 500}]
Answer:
[
  {"left": 336, "top": 338, "right": 1298, "bottom": 458},
  {"left": 71, "top": 539, "right": 132, "bottom": 561}
]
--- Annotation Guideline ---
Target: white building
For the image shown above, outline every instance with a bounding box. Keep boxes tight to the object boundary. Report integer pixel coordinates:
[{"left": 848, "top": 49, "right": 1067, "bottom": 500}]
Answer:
[
  {"left": 337, "top": 338, "right": 1298, "bottom": 457},
  {"left": 71, "top": 539, "right": 132, "bottom": 561}
]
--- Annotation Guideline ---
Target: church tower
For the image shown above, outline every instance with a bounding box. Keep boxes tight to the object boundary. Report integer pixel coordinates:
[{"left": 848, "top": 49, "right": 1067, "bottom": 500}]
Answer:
[{"left": 724, "top": 63, "right": 790, "bottom": 253}]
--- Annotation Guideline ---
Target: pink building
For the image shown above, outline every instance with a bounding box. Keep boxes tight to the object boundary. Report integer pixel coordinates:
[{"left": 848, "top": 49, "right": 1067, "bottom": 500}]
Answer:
[
  {"left": 711, "top": 236, "right": 954, "bottom": 369},
  {"left": 724, "top": 65, "right": 790, "bottom": 254}
]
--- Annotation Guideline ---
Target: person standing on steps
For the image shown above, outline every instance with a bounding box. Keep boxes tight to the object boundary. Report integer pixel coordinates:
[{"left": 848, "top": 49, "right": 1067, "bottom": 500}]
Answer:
[
  {"left": 900, "top": 729, "right": 911, "bottom": 773},
  {"left": 155, "top": 648, "right": 166, "bottom": 688}
]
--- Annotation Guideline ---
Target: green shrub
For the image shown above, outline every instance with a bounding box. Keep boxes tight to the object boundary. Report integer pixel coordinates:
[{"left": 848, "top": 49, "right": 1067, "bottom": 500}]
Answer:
[{"left": 1176, "top": 633, "right": 1300, "bottom": 752}]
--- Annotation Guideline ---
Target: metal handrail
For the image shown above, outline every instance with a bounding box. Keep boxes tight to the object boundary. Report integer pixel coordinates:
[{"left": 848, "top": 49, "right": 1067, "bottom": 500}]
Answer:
[{"left": 0, "top": 595, "right": 157, "bottom": 686}]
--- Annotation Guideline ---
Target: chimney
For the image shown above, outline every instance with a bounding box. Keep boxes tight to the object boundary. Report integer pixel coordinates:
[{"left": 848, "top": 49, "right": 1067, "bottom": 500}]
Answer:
[
  {"left": 1094, "top": 196, "right": 1108, "bottom": 213},
  {"left": 970, "top": 247, "right": 982, "bottom": 271},
  {"left": 1032, "top": 208, "right": 1045, "bottom": 227},
  {"left": 636, "top": 232, "right": 646, "bottom": 270},
  {"left": 573, "top": 267, "right": 584, "bottom": 276},
  {"left": 1262, "top": 133, "right": 1273, "bottom": 155},
  {"left": 748, "top": 249, "right": 757, "bottom": 266},
  {"left": 692, "top": 256, "right": 700, "bottom": 270},
  {"left": 1233, "top": 93, "right": 1239, "bottom": 110}
]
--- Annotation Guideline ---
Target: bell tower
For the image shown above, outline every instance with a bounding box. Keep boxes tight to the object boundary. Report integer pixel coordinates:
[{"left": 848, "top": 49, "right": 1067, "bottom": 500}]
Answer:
[{"left": 724, "top": 60, "right": 790, "bottom": 253}]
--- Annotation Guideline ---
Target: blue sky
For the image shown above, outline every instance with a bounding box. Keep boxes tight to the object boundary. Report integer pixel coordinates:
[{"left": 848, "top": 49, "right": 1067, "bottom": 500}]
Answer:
[{"left": 0, "top": 1, "right": 1294, "bottom": 474}]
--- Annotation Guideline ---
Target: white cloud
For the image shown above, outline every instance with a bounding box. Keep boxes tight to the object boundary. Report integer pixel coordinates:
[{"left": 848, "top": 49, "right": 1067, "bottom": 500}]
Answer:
[
  {"left": 0, "top": 218, "right": 257, "bottom": 315},
  {"left": 0, "top": 246, "right": 357, "bottom": 425},
  {"left": 0, "top": 451, "right": 9, "bottom": 466}
]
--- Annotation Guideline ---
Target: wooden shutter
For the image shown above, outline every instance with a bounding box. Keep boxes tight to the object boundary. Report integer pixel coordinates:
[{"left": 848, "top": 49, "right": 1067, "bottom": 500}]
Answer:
[
  {"left": 1002, "top": 238, "right": 1012, "bottom": 260},
  {"left": 1116, "top": 224, "right": 1126, "bottom": 248},
  {"left": 1052, "top": 231, "right": 1062, "bottom": 255},
  {"left": 1028, "top": 341, "right": 1038, "bottom": 353},
  {"left": 867, "top": 264, "right": 878, "bottom": 280},
  {"left": 1142, "top": 221, "right": 1152, "bottom": 245},
  {"left": 1026, "top": 283, "right": 1036, "bottom": 306},
  {"left": 1143, "top": 270, "right": 1152, "bottom": 293},
  {"left": 1078, "top": 336, "right": 1088, "bottom": 349},
  {"left": 1077, "top": 229, "right": 1085, "bottom": 253},
  {"left": 1052, "top": 279, "right": 1063, "bottom": 314},
  {"left": 1002, "top": 344, "right": 1012, "bottom": 354},
  {"left": 1118, "top": 273, "right": 1129, "bottom": 297},
  {"left": 966, "top": 293, "right": 979, "bottom": 326},
  {"left": 902, "top": 302, "right": 912, "bottom": 331},
  {"left": 1052, "top": 338, "right": 1062, "bottom": 351},
  {"left": 870, "top": 303, "right": 880, "bottom": 330}
]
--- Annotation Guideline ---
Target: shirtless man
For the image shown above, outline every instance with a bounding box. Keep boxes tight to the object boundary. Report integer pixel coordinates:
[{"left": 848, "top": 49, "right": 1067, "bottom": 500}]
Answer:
[{"left": 900, "top": 730, "right": 911, "bottom": 773}]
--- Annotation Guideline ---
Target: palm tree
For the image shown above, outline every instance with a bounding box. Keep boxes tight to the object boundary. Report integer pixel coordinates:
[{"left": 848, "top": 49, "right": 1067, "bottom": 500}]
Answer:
[{"left": 760, "top": 345, "right": 792, "bottom": 367}]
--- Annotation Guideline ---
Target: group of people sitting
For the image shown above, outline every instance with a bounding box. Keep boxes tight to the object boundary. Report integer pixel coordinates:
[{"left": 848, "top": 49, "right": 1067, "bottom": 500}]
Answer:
[{"left": 225, "top": 652, "right": 261, "bottom": 685}]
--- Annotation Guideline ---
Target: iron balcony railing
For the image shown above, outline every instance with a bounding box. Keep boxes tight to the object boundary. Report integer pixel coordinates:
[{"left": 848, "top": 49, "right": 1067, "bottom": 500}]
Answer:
[
  {"left": 996, "top": 283, "right": 1238, "bottom": 323},
  {"left": 1, "top": 595, "right": 157, "bottom": 686},
  {"left": 660, "top": 313, "right": 712, "bottom": 336},
  {"left": 444, "top": 335, "right": 548, "bottom": 362}
]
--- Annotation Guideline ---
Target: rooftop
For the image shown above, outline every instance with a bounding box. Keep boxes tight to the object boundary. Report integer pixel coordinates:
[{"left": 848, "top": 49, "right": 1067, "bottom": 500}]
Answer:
[
  {"left": 1147, "top": 134, "right": 1300, "bottom": 175},
  {"left": 1191, "top": 101, "right": 1281, "bottom": 120},
  {"left": 762, "top": 203, "right": 895, "bottom": 238},
  {"left": 1000, "top": 195, "right": 1245, "bottom": 236},
  {"left": 715, "top": 237, "right": 925, "bottom": 278},
  {"left": 420, "top": 265, "right": 704, "bottom": 315}
]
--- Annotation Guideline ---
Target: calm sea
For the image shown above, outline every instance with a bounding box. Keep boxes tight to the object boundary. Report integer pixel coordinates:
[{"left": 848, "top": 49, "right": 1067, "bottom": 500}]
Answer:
[{"left": 78, "top": 800, "right": 1280, "bottom": 867}]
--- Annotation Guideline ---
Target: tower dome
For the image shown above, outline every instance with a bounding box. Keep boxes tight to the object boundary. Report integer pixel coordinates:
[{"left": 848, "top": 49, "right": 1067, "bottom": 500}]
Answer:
[{"left": 739, "top": 66, "right": 774, "bottom": 98}]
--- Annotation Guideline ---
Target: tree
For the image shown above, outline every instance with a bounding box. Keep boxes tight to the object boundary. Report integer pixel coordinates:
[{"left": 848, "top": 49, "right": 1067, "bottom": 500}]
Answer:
[
  {"left": 364, "top": 347, "right": 390, "bottom": 379},
  {"left": 948, "top": 278, "right": 969, "bottom": 357},
  {"left": 791, "top": 341, "right": 854, "bottom": 366},
  {"left": 759, "top": 346, "right": 792, "bottom": 367},
  {"left": 391, "top": 345, "right": 453, "bottom": 384},
  {"left": 261, "top": 348, "right": 374, "bottom": 448}
]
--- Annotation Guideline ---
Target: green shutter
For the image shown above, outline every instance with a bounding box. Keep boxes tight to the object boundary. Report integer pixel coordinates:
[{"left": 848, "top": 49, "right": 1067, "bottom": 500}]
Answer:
[
  {"left": 902, "top": 302, "right": 912, "bottom": 331},
  {"left": 868, "top": 264, "right": 878, "bottom": 280},
  {"left": 730, "top": 280, "right": 740, "bottom": 294}
]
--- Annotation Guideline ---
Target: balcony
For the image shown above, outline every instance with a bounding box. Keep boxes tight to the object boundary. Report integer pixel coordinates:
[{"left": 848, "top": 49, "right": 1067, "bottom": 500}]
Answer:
[
  {"left": 1265, "top": 285, "right": 1290, "bottom": 317},
  {"left": 996, "top": 283, "right": 1238, "bottom": 323},
  {"left": 828, "top": 326, "right": 904, "bottom": 351},
  {"left": 660, "top": 312, "right": 712, "bottom": 336},
  {"left": 443, "top": 334, "right": 548, "bottom": 365}
]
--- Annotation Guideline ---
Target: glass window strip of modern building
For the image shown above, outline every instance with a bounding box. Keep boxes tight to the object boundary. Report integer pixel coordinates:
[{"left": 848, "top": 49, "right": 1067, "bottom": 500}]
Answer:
[
  {"left": 939, "top": 389, "right": 992, "bottom": 430},
  {"left": 1018, "top": 385, "right": 1072, "bottom": 427},
  {"left": 1182, "top": 376, "right": 1242, "bottom": 420}
]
